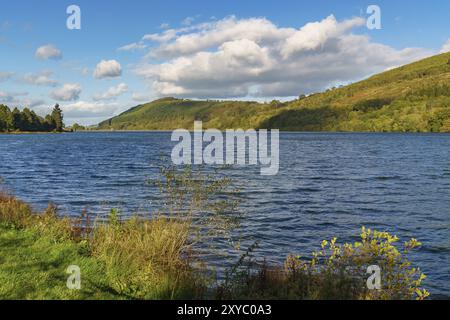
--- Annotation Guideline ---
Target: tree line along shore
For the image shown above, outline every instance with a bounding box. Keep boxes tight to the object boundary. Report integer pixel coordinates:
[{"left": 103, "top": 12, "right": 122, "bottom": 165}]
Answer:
[{"left": 0, "top": 104, "right": 64, "bottom": 133}]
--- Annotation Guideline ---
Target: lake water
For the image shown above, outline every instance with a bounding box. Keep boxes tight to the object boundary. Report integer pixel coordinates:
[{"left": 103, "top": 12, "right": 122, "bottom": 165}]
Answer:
[{"left": 1, "top": 132, "right": 449, "bottom": 296}]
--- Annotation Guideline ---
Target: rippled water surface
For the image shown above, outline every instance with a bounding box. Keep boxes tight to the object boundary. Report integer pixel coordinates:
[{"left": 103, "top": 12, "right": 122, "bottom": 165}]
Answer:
[{"left": 1, "top": 132, "right": 449, "bottom": 295}]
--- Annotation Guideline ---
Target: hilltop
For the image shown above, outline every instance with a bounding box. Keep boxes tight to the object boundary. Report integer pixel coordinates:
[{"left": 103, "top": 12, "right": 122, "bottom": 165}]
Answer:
[{"left": 98, "top": 52, "right": 450, "bottom": 132}]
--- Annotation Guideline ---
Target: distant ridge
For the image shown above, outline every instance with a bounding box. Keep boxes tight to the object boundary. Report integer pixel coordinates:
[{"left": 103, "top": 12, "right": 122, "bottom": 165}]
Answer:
[{"left": 98, "top": 52, "right": 450, "bottom": 132}]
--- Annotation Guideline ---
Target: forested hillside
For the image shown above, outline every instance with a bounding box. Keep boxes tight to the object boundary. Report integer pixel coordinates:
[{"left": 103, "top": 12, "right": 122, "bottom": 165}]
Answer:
[
  {"left": 263, "top": 52, "right": 450, "bottom": 132},
  {"left": 103, "top": 52, "right": 447, "bottom": 132}
]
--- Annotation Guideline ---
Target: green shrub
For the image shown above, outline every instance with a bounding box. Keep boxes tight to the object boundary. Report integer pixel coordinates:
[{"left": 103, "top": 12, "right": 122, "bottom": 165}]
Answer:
[{"left": 219, "top": 227, "right": 429, "bottom": 300}]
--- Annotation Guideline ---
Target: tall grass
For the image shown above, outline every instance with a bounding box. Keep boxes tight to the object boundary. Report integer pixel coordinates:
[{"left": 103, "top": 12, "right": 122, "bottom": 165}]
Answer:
[
  {"left": 0, "top": 192, "right": 206, "bottom": 299},
  {"left": 0, "top": 166, "right": 241, "bottom": 299},
  {"left": 90, "top": 215, "right": 203, "bottom": 299},
  {"left": 0, "top": 192, "right": 73, "bottom": 240}
]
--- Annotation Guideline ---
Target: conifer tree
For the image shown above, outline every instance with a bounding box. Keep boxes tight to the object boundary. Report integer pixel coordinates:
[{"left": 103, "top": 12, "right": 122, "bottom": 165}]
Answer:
[{"left": 51, "top": 104, "right": 64, "bottom": 132}]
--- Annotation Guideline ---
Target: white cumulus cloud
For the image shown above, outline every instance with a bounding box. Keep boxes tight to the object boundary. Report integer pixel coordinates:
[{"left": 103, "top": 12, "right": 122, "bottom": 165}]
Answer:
[
  {"left": 61, "top": 101, "right": 121, "bottom": 118},
  {"left": 35, "top": 44, "right": 63, "bottom": 60},
  {"left": 146, "top": 16, "right": 293, "bottom": 59},
  {"left": 50, "top": 83, "right": 82, "bottom": 101},
  {"left": 134, "top": 15, "right": 430, "bottom": 99},
  {"left": 93, "top": 60, "right": 122, "bottom": 79},
  {"left": 93, "top": 83, "right": 128, "bottom": 101},
  {"left": 281, "top": 15, "right": 365, "bottom": 58}
]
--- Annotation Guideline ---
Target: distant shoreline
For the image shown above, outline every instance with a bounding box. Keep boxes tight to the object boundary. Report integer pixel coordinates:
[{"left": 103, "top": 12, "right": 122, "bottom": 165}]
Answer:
[
  {"left": 78, "top": 129, "right": 450, "bottom": 134},
  {"left": 2, "top": 130, "right": 450, "bottom": 135},
  {"left": 0, "top": 131, "right": 61, "bottom": 135}
]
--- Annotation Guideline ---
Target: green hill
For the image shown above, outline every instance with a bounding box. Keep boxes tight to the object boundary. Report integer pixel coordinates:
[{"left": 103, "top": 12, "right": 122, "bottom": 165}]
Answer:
[
  {"left": 98, "top": 52, "right": 450, "bottom": 132},
  {"left": 99, "top": 97, "right": 279, "bottom": 130}
]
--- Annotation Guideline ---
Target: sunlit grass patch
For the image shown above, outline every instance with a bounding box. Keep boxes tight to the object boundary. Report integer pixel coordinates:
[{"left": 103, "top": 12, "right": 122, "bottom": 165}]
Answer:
[{"left": 0, "top": 223, "right": 123, "bottom": 300}]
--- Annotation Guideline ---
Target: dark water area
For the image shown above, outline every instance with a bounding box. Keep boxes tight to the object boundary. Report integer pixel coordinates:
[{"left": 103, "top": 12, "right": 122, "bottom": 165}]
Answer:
[{"left": 1, "top": 132, "right": 449, "bottom": 296}]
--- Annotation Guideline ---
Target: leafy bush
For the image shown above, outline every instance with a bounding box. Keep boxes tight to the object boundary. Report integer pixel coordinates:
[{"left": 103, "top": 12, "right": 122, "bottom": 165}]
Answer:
[{"left": 219, "top": 227, "right": 429, "bottom": 300}]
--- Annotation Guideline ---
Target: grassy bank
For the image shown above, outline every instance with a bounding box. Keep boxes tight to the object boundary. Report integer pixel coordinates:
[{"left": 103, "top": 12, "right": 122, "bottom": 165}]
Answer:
[
  {"left": 0, "top": 223, "right": 121, "bottom": 299},
  {"left": 0, "top": 193, "right": 207, "bottom": 300},
  {"left": 0, "top": 168, "right": 430, "bottom": 300}
]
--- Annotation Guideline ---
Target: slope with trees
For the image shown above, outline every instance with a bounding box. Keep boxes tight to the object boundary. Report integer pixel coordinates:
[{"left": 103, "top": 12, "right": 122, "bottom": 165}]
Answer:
[{"left": 98, "top": 52, "right": 450, "bottom": 133}]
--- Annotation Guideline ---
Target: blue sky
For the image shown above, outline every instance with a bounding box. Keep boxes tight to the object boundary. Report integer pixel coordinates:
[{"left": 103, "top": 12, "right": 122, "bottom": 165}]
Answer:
[{"left": 0, "top": 0, "right": 449, "bottom": 125}]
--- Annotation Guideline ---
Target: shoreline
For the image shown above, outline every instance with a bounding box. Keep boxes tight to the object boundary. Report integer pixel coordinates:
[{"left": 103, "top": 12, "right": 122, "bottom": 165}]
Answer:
[
  {"left": 3, "top": 128, "right": 450, "bottom": 135},
  {"left": 0, "top": 131, "right": 65, "bottom": 135},
  {"left": 0, "top": 189, "right": 431, "bottom": 300},
  {"left": 54, "top": 129, "right": 450, "bottom": 134}
]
